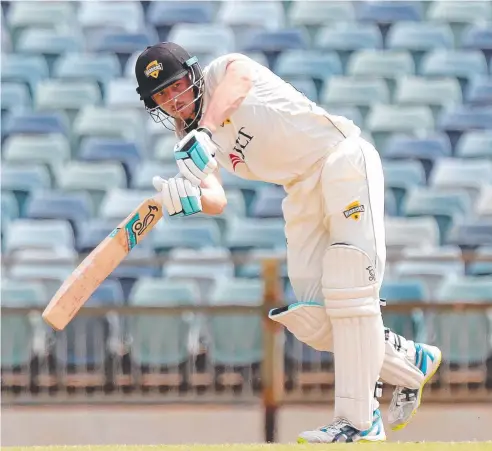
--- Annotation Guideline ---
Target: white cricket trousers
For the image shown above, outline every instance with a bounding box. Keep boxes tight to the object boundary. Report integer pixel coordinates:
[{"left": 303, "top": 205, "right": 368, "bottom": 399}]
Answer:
[{"left": 283, "top": 134, "right": 386, "bottom": 318}]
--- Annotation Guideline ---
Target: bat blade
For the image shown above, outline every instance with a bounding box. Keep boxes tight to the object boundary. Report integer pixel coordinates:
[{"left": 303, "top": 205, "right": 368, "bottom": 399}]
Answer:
[{"left": 42, "top": 197, "right": 163, "bottom": 331}]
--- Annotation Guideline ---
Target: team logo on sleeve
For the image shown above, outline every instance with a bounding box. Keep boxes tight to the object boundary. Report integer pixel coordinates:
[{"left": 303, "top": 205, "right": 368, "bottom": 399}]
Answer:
[
  {"left": 343, "top": 201, "right": 365, "bottom": 221},
  {"left": 145, "top": 60, "right": 163, "bottom": 79}
]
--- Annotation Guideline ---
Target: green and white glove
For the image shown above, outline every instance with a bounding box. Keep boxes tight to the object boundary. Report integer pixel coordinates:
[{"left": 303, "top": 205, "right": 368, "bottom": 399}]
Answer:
[{"left": 152, "top": 175, "right": 202, "bottom": 217}]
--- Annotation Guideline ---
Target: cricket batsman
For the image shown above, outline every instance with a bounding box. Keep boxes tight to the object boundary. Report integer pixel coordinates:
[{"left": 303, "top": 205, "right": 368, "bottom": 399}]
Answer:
[{"left": 134, "top": 42, "right": 442, "bottom": 443}]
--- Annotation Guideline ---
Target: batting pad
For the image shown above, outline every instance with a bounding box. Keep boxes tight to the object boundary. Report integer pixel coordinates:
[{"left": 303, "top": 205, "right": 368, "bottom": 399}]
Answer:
[
  {"left": 322, "top": 244, "right": 385, "bottom": 431},
  {"left": 380, "top": 328, "right": 424, "bottom": 389},
  {"left": 269, "top": 302, "right": 332, "bottom": 351}
]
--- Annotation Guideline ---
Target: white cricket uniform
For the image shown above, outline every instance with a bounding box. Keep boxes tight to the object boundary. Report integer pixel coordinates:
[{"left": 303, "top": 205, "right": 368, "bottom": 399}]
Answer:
[
  {"left": 202, "top": 53, "right": 386, "bottom": 299},
  {"left": 201, "top": 53, "right": 392, "bottom": 430}
]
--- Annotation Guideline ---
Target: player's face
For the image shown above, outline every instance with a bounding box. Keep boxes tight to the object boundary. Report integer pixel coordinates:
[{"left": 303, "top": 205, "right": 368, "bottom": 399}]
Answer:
[{"left": 152, "top": 75, "right": 196, "bottom": 121}]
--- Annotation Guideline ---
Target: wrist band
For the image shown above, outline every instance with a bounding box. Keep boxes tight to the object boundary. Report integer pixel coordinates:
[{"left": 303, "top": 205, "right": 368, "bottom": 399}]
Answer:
[{"left": 197, "top": 126, "right": 213, "bottom": 139}]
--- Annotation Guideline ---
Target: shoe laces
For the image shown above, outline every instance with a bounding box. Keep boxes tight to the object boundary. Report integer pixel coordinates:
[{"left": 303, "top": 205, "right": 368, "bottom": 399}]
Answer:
[
  {"left": 394, "top": 387, "right": 418, "bottom": 406},
  {"left": 320, "top": 418, "right": 352, "bottom": 434}
]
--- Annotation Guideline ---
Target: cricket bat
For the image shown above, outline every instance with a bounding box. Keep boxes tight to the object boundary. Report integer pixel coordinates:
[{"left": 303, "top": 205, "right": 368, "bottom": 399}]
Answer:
[{"left": 42, "top": 196, "right": 163, "bottom": 331}]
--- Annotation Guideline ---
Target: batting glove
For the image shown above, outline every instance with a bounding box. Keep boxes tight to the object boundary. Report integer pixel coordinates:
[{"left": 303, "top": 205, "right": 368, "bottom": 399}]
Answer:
[
  {"left": 174, "top": 127, "right": 218, "bottom": 186},
  {"left": 152, "top": 175, "right": 202, "bottom": 217}
]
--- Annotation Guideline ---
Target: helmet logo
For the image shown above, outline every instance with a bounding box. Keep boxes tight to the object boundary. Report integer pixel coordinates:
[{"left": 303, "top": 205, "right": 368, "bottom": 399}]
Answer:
[{"left": 145, "top": 60, "right": 163, "bottom": 79}]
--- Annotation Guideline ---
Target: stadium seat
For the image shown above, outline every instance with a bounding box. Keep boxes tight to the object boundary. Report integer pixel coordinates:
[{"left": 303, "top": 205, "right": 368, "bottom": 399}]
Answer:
[
  {"left": 438, "top": 106, "right": 492, "bottom": 142},
  {"left": 462, "top": 23, "right": 492, "bottom": 61},
  {"left": 7, "top": 1, "right": 76, "bottom": 41},
  {"left": 427, "top": 1, "right": 492, "bottom": 41},
  {"left": 86, "top": 29, "right": 158, "bottom": 55},
  {"left": 430, "top": 158, "right": 492, "bottom": 201},
  {"left": 447, "top": 220, "right": 492, "bottom": 248},
  {"left": 395, "top": 77, "right": 462, "bottom": 120},
  {"left": 1, "top": 192, "right": 19, "bottom": 236},
  {"left": 131, "top": 161, "right": 179, "bottom": 189},
  {"left": 78, "top": 1, "right": 145, "bottom": 33},
  {"left": 465, "top": 76, "right": 492, "bottom": 106},
  {"left": 383, "top": 134, "right": 451, "bottom": 178},
  {"left": 284, "top": 77, "right": 318, "bottom": 102},
  {"left": 218, "top": 1, "right": 285, "bottom": 32},
  {"left": 167, "top": 24, "right": 235, "bottom": 57},
  {"left": 2, "top": 134, "right": 70, "bottom": 173},
  {"left": 380, "top": 278, "right": 428, "bottom": 340},
  {"left": 225, "top": 217, "right": 286, "bottom": 250},
  {"left": 1, "top": 279, "right": 48, "bottom": 307},
  {"left": 153, "top": 135, "right": 179, "bottom": 162},
  {"left": 420, "top": 50, "right": 488, "bottom": 87},
  {"left": 382, "top": 160, "right": 426, "bottom": 215},
  {"left": 9, "top": 247, "right": 78, "bottom": 267},
  {"left": 2, "top": 111, "right": 70, "bottom": 141},
  {"left": 402, "top": 187, "right": 472, "bottom": 242},
  {"left": 323, "top": 106, "right": 363, "bottom": 128},
  {"left": 76, "top": 218, "right": 125, "bottom": 253},
  {"left": 2, "top": 19, "right": 11, "bottom": 52},
  {"left": 24, "top": 190, "right": 94, "bottom": 236},
  {"left": 289, "top": 1, "right": 355, "bottom": 29},
  {"left": 1, "top": 54, "right": 48, "bottom": 96},
  {"left": 1, "top": 164, "right": 51, "bottom": 213},
  {"left": 235, "top": 248, "right": 288, "bottom": 279},
  {"left": 385, "top": 216, "right": 440, "bottom": 251},
  {"left": 34, "top": 80, "right": 102, "bottom": 118},
  {"left": 208, "top": 278, "right": 264, "bottom": 366},
  {"left": 476, "top": 186, "right": 492, "bottom": 219},
  {"left": 435, "top": 275, "right": 492, "bottom": 366},
  {"left": 15, "top": 28, "right": 83, "bottom": 69},
  {"left": 240, "top": 28, "right": 310, "bottom": 54},
  {"left": 366, "top": 105, "right": 434, "bottom": 150},
  {"left": 468, "top": 246, "right": 492, "bottom": 276},
  {"left": 249, "top": 186, "right": 285, "bottom": 218},
  {"left": 455, "top": 130, "right": 492, "bottom": 159},
  {"left": 4, "top": 219, "right": 75, "bottom": 254},
  {"left": 99, "top": 188, "right": 154, "bottom": 220},
  {"left": 1, "top": 82, "right": 31, "bottom": 119},
  {"left": 152, "top": 217, "right": 222, "bottom": 252},
  {"left": 355, "top": 1, "right": 423, "bottom": 24},
  {"left": 321, "top": 77, "right": 389, "bottom": 119},
  {"left": 105, "top": 78, "right": 141, "bottom": 109},
  {"left": 78, "top": 137, "right": 142, "bottom": 171},
  {"left": 57, "top": 161, "right": 127, "bottom": 209},
  {"left": 274, "top": 50, "right": 343, "bottom": 83},
  {"left": 128, "top": 278, "right": 199, "bottom": 367},
  {"left": 53, "top": 53, "right": 121, "bottom": 91}
]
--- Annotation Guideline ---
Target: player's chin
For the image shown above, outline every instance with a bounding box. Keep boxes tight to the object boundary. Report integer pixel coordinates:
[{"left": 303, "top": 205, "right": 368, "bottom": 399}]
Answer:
[{"left": 175, "top": 106, "right": 195, "bottom": 122}]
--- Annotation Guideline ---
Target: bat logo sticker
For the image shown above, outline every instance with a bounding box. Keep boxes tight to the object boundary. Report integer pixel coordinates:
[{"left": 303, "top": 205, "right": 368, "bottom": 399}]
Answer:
[{"left": 125, "top": 205, "right": 159, "bottom": 251}]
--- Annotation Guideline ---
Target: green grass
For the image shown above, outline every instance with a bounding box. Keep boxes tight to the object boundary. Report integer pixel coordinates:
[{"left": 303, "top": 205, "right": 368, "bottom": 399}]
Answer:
[{"left": 4, "top": 444, "right": 492, "bottom": 451}]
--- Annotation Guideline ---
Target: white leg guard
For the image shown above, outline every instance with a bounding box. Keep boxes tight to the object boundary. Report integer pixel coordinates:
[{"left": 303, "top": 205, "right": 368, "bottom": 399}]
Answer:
[
  {"left": 323, "top": 244, "right": 385, "bottom": 431},
  {"left": 380, "top": 328, "right": 424, "bottom": 389}
]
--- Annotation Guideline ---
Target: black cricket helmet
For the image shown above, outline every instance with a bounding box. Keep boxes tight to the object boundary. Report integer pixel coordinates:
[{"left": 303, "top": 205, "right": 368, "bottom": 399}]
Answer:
[{"left": 135, "top": 42, "right": 204, "bottom": 132}]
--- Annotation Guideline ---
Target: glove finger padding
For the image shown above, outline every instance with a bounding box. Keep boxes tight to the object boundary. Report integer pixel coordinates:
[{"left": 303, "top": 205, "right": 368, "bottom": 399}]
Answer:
[{"left": 269, "top": 302, "right": 333, "bottom": 352}]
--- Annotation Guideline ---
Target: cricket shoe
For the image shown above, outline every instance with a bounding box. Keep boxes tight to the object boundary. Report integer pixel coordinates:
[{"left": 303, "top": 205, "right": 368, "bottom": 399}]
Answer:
[
  {"left": 297, "top": 409, "right": 386, "bottom": 443},
  {"left": 389, "top": 342, "right": 442, "bottom": 431}
]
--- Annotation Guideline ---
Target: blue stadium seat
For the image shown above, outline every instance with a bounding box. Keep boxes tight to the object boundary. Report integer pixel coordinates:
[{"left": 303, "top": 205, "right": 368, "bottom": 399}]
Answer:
[
  {"left": 167, "top": 24, "right": 235, "bottom": 57},
  {"left": 105, "top": 78, "right": 141, "bottom": 109},
  {"left": 476, "top": 186, "right": 492, "bottom": 220},
  {"left": 249, "top": 186, "right": 285, "bottom": 218},
  {"left": 435, "top": 275, "right": 492, "bottom": 366},
  {"left": 4, "top": 219, "right": 75, "bottom": 254},
  {"left": 86, "top": 29, "right": 158, "bottom": 55},
  {"left": 462, "top": 23, "right": 492, "bottom": 60},
  {"left": 1, "top": 82, "right": 31, "bottom": 119},
  {"left": 148, "top": 1, "right": 215, "bottom": 41},
  {"left": 53, "top": 53, "right": 121, "bottom": 90},
  {"left": 387, "top": 22, "right": 454, "bottom": 54},
  {"left": 284, "top": 77, "right": 318, "bottom": 102},
  {"left": 130, "top": 278, "right": 201, "bottom": 306},
  {"left": 385, "top": 216, "right": 440, "bottom": 250},
  {"left": 465, "top": 76, "right": 492, "bottom": 106},
  {"left": 430, "top": 158, "right": 492, "bottom": 201},
  {"left": 24, "top": 191, "right": 94, "bottom": 236},
  {"left": 402, "top": 187, "right": 472, "bottom": 243},
  {"left": 323, "top": 106, "right": 363, "bottom": 128},
  {"left": 2, "top": 19, "right": 11, "bottom": 52},
  {"left": 447, "top": 220, "right": 492, "bottom": 248},
  {"left": 468, "top": 246, "right": 492, "bottom": 276},
  {"left": 382, "top": 160, "right": 426, "bottom": 215},
  {"left": 152, "top": 218, "right": 222, "bottom": 251},
  {"left": 380, "top": 278, "right": 427, "bottom": 340},
  {"left": 1, "top": 191, "right": 19, "bottom": 234},
  {"left": 385, "top": 189, "right": 398, "bottom": 217},
  {"left": 218, "top": 1, "right": 285, "bottom": 32},
  {"left": 225, "top": 217, "right": 286, "bottom": 250},
  {"left": 78, "top": 1, "right": 145, "bottom": 33},
  {"left": 208, "top": 278, "right": 264, "bottom": 366},
  {"left": 455, "top": 130, "right": 492, "bottom": 158},
  {"left": 274, "top": 50, "right": 342, "bottom": 83},
  {"left": 1, "top": 54, "right": 49, "bottom": 96},
  {"left": 1, "top": 279, "right": 47, "bottom": 307},
  {"left": 98, "top": 188, "right": 153, "bottom": 220},
  {"left": 355, "top": 1, "right": 423, "bottom": 24},
  {"left": 366, "top": 105, "right": 434, "bottom": 150},
  {"left": 289, "top": 1, "right": 355, "bottom": 28},
  {"left": 383, "top": 134, "right": 451, "bottom": 178},
  {"left": 76, "top": 218, "right": 124, "bottom": 253},
  {"left": 420, "top": 50, "right": 488, "bottom": 85},
  {"left": 240, "top": 28, "right": 310, "bottom": 54},
  {"left": 16, "top": 28, "right": 83, "bottom": 69},
  {"left": 131, "top": 161, "right": 179, "bottom": 189},
  {"left": 2, "top": 111, "right": 69, "bottom": 141},
  {"left": 78, "top": 138, "right": 142, "bottom": 183},
  {"left": 153, "top": 135, "right": 178, "bottom": 162}
]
